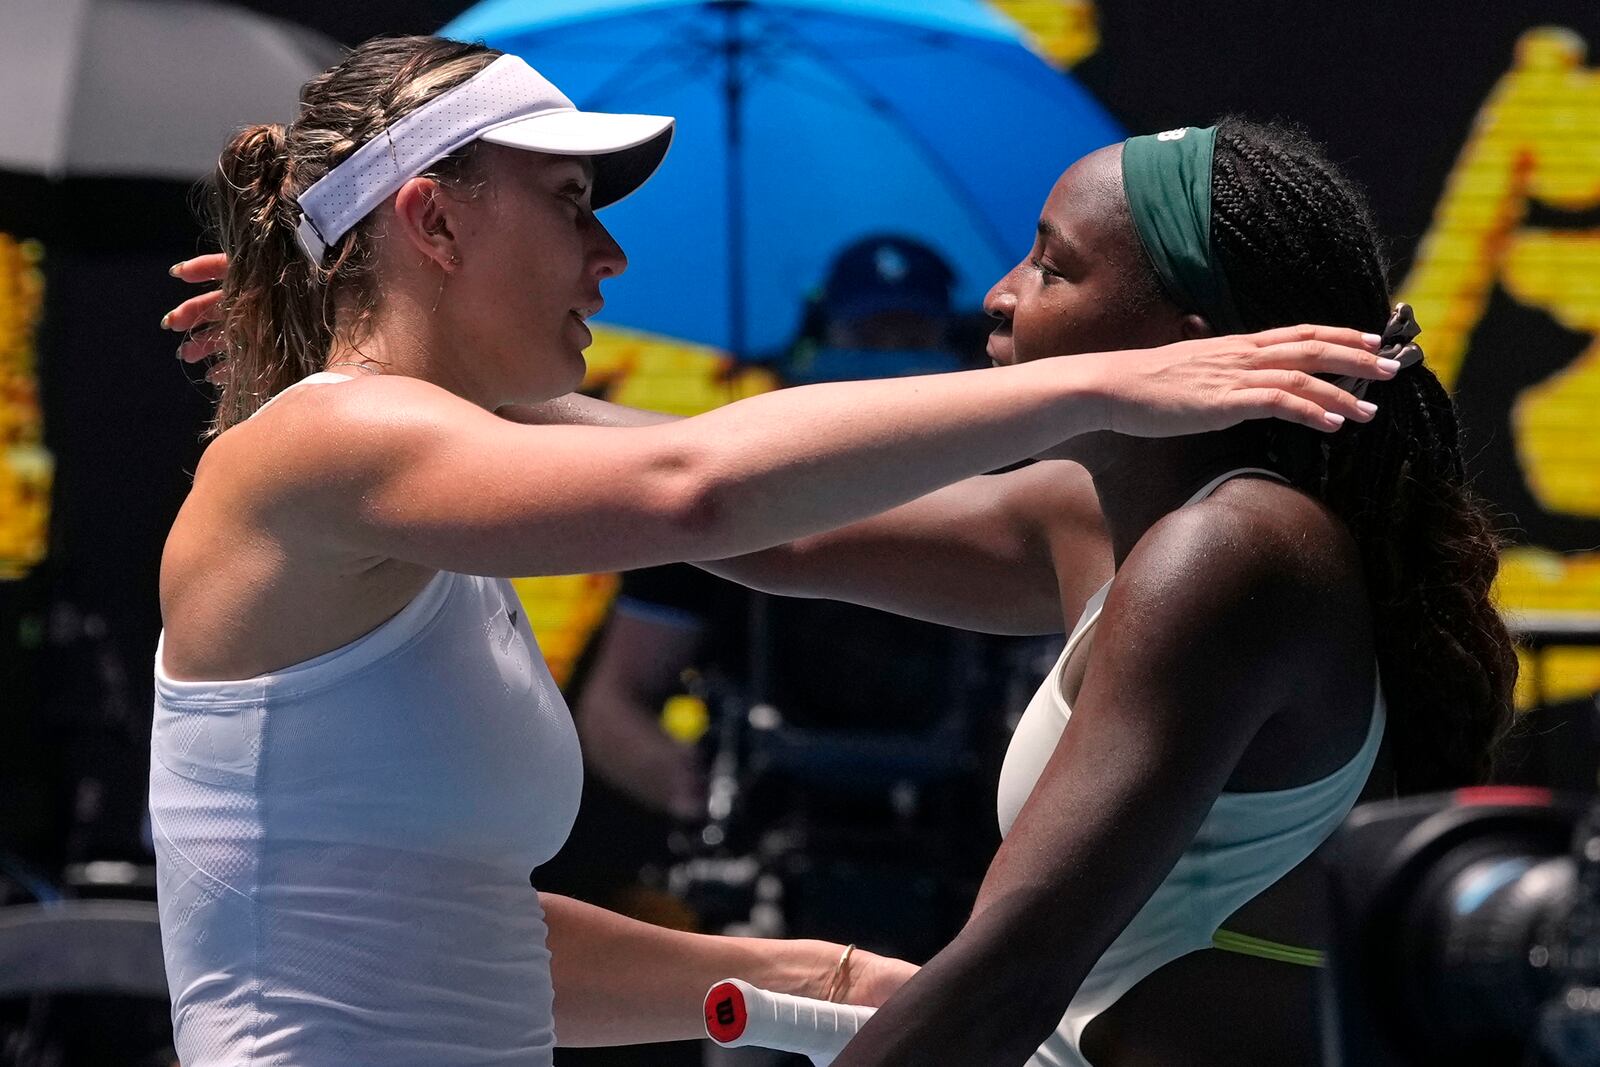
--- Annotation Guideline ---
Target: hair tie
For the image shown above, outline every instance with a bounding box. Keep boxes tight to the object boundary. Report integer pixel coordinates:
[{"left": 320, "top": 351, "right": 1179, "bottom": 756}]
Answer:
[
  {"left": 1327, "top": 303, "right": 1423, "bottom": 404},
  {"left": 1381, "top": 302, "right": 1424, "bottom": 371}
]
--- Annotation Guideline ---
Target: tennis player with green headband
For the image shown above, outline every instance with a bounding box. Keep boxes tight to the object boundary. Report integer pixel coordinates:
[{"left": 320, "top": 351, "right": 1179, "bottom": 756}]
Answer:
[{"left": 680, "top": 122, "right": 1504, "bottom": 1066}]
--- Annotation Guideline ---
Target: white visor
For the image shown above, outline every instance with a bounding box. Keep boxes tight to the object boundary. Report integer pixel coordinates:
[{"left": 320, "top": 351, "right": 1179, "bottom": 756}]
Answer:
[{"left": 292, "top": 54, "right": 674, "bottom": 261}]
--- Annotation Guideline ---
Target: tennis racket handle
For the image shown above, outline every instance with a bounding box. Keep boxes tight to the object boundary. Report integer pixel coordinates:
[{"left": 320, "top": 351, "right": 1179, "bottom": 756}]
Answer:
[{"left": 704, "top": 978, "right": 875, "bottom": 1065}]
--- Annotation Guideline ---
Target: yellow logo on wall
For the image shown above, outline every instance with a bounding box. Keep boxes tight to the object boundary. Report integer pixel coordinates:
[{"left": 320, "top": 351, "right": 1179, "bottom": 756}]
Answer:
[
  {"left": 987, "top": 0, "right": 1099, "bottom": 68},
  {"left": 1401, "top": 26, "right": 1600, "bottom": 708},
  {"left": 0, "top": 233, "right": 51, "bottom": 580}
]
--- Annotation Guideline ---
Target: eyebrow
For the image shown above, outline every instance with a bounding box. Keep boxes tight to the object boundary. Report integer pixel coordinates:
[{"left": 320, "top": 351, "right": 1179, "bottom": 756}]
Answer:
[
  {"left": 551, "top": 159, "right": 595, "bottom": 188},
  {"left": 1036, "top": 218, "right": 1076, "bottom": 259}
]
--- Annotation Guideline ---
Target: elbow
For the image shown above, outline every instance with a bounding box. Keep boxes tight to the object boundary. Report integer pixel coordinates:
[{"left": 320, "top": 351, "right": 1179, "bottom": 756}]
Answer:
[
  {"left": 673, "top": 474, "right": 729, "bottom": 541},
  {"left": 976, "top": 962, "right": 1079, "bottom": 1059},
  {"left": 649, "top": 440, "right": 736, "bottom": 549},
  {"left": 960, "top": 895, "right": 1086, "bottom": 1034}
]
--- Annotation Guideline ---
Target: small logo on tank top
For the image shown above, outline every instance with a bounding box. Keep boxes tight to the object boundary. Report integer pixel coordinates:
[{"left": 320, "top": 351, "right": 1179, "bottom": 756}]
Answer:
[{"left": 491, "top": 600, "right": 532, "bottom": 692}]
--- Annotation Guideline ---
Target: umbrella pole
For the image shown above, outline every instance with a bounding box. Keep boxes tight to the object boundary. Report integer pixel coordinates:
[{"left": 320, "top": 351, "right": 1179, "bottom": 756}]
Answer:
[
  {"left": 717, "top": 1, "right": 772, "bottom": 711},
  {"left": 718, "top": 0, "right": 749, "bottom": 368}
]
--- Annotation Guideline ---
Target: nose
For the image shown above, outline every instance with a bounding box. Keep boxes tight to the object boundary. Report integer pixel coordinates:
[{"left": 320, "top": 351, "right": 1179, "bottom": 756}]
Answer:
[
  {"left": 984, "top": 269, "right": 1019, "bottom": 322},
  {"left": 587, "top": 213, "right": 628, "bottom": 280}
]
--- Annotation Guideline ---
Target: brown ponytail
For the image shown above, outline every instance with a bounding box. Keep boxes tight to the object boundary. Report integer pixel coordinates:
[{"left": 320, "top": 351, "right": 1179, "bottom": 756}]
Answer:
[
  {"left": 204, "top": 36, "right": 501, "bottom": 436},
  {"left": 211, "top": 122, "right": 321, "bottom": 433}
]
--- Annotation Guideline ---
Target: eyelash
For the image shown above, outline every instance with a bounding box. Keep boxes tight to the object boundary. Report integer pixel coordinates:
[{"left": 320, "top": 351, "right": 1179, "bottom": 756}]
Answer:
[{"left": 1031, "top": 257, "right": 1064, "bottom": 283}]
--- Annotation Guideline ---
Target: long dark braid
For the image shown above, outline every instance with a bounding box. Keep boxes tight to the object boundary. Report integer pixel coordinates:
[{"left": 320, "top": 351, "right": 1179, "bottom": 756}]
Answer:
[{"left": 1208, "top": 117, "right": 1517, "bottom": 793}]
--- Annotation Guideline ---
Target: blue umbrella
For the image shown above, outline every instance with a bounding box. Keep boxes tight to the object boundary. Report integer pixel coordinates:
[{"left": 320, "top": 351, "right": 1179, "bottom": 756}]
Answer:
[{"left": 442, "top": 0, "right": 1123, "bottom": 356}]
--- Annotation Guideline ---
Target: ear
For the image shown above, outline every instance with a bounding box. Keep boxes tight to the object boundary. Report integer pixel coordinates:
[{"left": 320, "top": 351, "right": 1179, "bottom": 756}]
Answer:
[
  {"left": 1178, "top": 312, "right": 1215, "bottom": 340},
  {"left": 392, "top": 176, "right": 460, "bottom": 272}
]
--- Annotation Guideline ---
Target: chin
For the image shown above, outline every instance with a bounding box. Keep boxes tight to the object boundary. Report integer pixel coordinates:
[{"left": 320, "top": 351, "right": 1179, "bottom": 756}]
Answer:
[
  {"left": 552, "top": 351, "right": 588, "bottom": 398},
  {"left": 568, "top": 345, "right": 589, "bottom": 380},
  {"left": 511, "top": 357, "right": 587, "bottom": 406}
]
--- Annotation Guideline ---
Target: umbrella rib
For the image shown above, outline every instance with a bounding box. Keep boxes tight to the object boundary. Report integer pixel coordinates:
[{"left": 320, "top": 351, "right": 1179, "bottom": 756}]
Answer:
[
  {"left": 539, "top": 10, "right": 719, "bottom": 110},
  {"left": 768, "top": 31, "right": 1019, "bottom": 268}
]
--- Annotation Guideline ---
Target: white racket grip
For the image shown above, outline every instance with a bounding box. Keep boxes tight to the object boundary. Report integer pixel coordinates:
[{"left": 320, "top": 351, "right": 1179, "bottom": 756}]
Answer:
[{"left": 704, "top": 977, "right": 875, "bottom": 1066}]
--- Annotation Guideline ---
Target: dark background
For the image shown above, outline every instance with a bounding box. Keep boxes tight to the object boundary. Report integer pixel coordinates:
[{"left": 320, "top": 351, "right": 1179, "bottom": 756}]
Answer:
[{"left": 2, "top": 3, "right": 1599, "bottom": 1062}]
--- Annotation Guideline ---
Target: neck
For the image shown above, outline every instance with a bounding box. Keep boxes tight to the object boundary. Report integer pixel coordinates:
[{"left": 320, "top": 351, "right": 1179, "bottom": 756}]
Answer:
[
  {"left": 1061, "top": 427, "right": 1275, "bottom": 567},
  {"left": 323, "top": 285, "right": 501, "bottom": 410}
]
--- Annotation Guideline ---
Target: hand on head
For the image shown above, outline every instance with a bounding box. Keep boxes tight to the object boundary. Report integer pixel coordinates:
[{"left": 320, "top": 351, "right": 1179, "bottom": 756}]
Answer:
[
  {"left": 1074, "top": 323, "right": 1391, "bottom": 438},
  {"left": 163, "top": 253, "right": 227, "bottom": 379}
]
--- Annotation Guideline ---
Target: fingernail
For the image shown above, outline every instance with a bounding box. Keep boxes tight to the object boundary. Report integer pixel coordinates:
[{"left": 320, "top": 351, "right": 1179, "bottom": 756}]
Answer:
[
  {"left": 176, "top": 345, "right": 187, "bottom": 360},
  {"left": 1356, "top": 400, "right": 1378, "bottom": 417},
  {"left": 1324, "top": 412, "right": 1346, "bottom": 429},
  {"left": 160, "top": 313, "right": 172, "bottom": 330},
  {"left": 1362, "top": 333, "right": 1382, "bottom": 347},
  {"left": 1376, "top": 357, "right": 1401, "bottom": 374},
  {"left": 169, "top": 262, "right": 183, "bottom": 277}
]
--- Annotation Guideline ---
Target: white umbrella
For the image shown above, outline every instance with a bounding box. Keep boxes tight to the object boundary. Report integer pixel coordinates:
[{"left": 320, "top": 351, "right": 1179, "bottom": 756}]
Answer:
[{"left": 0, "top": 0, "right": 341, "bottom": 180}]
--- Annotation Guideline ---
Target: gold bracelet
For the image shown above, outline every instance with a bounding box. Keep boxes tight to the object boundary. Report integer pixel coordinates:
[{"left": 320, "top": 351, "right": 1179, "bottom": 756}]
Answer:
[{"left": 825, "top": 943, "right": 856, "bottom": 1003}]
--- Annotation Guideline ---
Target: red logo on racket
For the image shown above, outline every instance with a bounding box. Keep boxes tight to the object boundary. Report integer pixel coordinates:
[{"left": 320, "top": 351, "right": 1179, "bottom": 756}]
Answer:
[{"left": 705, "top": 981, "right": 748, "bottom": 1043}]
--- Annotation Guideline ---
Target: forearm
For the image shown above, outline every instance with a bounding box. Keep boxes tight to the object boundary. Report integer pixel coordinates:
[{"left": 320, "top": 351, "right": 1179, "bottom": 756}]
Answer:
[
  {"left": 831, "top": 900, "right": 1071, "bottom": 1066},
  {"left": 542, "top": 892, "right": 837, "bottom": 1046},
  {"left": 695, "top": 519, "right": 1061, "bottom": 634},
  {"left": 658, "top": 359, "right": 1102, "bottom": 562},
  {"left": 692, "top": 484, "right": 1065, "bottom": 634}
]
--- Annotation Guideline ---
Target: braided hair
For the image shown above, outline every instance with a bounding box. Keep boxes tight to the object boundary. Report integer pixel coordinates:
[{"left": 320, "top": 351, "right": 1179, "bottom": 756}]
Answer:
[{"left": 1207, "top": 117, "right": 1517, "bottom": 793}]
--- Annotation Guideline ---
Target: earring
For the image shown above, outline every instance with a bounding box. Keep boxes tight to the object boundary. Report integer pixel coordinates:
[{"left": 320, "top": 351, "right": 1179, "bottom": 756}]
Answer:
[{"left": 431, "top": 256, "right": 457, "bottom": 314}]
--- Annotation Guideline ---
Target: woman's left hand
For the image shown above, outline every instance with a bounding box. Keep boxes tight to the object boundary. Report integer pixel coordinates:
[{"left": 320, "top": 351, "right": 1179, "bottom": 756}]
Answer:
[{"left": 840, "top": 948, "right": 919, "bottom": 1008}]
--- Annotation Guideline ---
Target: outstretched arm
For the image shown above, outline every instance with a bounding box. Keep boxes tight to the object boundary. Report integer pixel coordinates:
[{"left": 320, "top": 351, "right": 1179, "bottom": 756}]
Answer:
[
  {"left": 697, "top": 458, "right": 1111, "bottom": 634},
  {"left": 249, "top": 323, "right": 1388, "bottom": 581},
  {"left": 506, "top": 380, "right": 1108, "bottom": 634}
]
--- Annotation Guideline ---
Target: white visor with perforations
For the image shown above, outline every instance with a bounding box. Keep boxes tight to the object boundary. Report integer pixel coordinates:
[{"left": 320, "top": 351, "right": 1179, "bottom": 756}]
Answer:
[{"left": 292, "top": 54, "right": 674, "bottom": 261}]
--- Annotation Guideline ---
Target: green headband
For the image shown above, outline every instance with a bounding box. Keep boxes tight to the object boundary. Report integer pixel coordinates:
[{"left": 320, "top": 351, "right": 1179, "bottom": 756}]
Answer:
[{"left": 1120, "top": 126, "right": 1244, "bottom": 334}]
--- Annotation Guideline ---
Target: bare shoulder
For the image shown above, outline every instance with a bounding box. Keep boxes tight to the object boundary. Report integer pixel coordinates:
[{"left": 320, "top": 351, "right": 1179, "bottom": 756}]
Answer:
[
  {"left": 1107, "top": 476, "right": 1369, "bottom": 688},
  {"left": 160, "top": 375, "right": 462, "bottom": 679},
  {"left": 1139, "top": 476, "right": 1360, "bottom": 600},
  {"left": 193, "top": 375, "right": 482, "bottom": 526},
  {"left": 231, "top": 372, "right": 482, "bottom": 460},
  {"left": 168, "top": 375, "right": 471, "bottom": 595}
]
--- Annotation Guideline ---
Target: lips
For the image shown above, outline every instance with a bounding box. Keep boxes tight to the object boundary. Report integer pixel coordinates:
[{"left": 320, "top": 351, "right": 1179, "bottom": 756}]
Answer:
[{"left": 986, "top": 324, "right": 1014, "bottom": 364}]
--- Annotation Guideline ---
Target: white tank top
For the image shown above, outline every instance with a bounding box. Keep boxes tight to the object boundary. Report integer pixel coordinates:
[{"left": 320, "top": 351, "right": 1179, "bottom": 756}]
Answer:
[
  {"left": 997, "top": 468, "right": 1385, "bottom": 1067},
  {"left": 149, "top": 373, "right": 582, "bottom": 1066}
]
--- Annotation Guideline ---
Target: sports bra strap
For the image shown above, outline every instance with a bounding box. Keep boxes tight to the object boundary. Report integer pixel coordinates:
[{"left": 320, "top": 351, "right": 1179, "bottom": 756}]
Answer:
[{"left": 1181, "top": 466, "right": 1286, "bottom": 508}]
